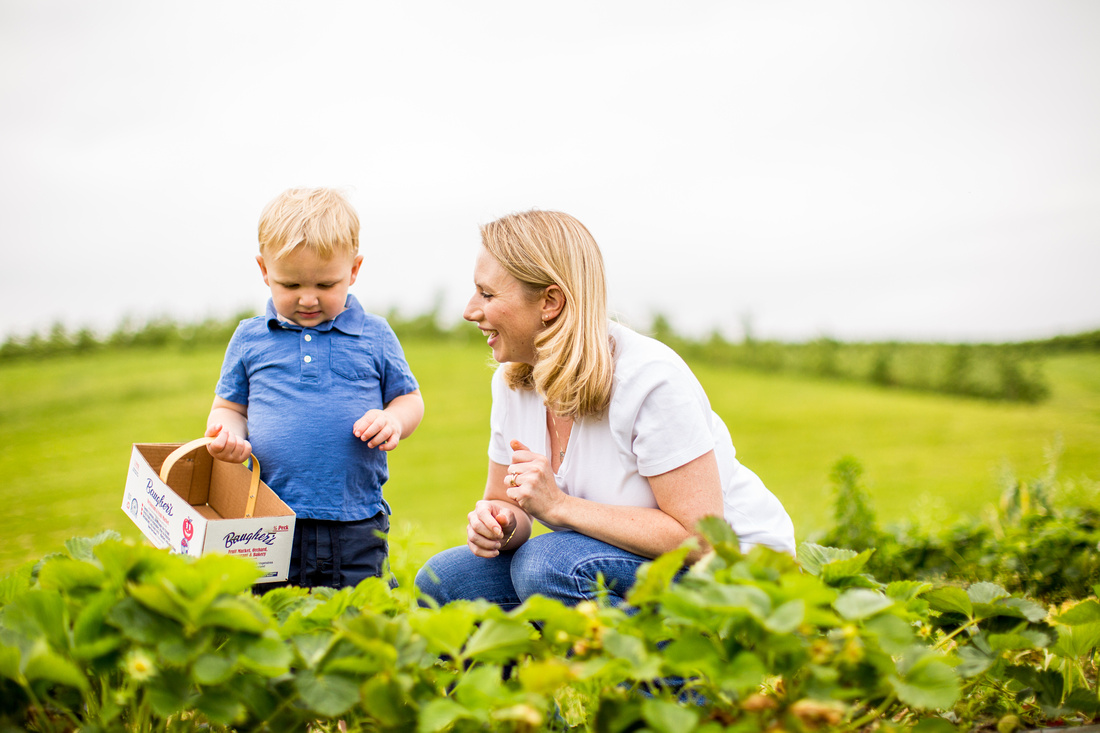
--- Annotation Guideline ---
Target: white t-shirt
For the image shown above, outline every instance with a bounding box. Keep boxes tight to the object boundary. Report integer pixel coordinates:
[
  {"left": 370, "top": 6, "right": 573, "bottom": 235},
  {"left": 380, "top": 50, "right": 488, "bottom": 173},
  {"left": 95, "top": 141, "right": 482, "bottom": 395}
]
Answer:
[{"left": 488, "top": 321, "right": 796, "bottom": 554}]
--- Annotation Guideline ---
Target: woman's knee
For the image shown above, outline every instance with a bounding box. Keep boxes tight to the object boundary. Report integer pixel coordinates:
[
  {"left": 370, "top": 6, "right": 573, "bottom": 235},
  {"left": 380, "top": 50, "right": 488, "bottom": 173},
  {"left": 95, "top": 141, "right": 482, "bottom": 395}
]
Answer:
[
  {"left": 510, "top": 532, "right": 645, "bottom": 606},
  {"left": 415, "top": 545, "right": 521, "bottom": 608}
]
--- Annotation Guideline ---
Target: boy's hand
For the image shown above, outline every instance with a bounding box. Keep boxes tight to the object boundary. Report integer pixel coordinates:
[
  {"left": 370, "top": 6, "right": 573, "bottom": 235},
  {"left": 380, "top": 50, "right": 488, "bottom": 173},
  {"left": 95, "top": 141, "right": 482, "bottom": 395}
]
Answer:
[
  {"left": 205, "top": 423, "right": 252, "bottom": 464},
  {"left": 353, "top": 409, "right": 402, "bottom": 450}
]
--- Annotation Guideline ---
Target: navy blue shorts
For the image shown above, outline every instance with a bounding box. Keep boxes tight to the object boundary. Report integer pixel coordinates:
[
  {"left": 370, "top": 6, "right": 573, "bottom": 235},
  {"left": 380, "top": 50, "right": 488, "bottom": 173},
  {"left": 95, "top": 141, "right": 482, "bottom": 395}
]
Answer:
[{"left": 262, "top": 512, "right": 390, "bottom": 591}]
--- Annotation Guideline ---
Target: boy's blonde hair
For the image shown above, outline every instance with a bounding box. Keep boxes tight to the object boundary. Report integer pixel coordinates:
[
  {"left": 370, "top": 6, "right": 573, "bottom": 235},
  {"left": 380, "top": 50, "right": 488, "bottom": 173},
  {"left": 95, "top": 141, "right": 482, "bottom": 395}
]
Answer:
[
  {"left": 258, "top": 188, "right": 359, "bottom": 260},
  {"left": 481, "top": 210, "right": 614, "bottom": 419}
]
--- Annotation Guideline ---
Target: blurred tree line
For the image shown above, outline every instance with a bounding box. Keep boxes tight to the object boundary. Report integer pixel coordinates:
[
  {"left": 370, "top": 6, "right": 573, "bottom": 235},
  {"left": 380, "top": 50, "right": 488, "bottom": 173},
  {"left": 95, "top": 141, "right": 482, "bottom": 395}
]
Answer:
[{"left": 4, "top": 308, "right": 1096, "bottom": 404}]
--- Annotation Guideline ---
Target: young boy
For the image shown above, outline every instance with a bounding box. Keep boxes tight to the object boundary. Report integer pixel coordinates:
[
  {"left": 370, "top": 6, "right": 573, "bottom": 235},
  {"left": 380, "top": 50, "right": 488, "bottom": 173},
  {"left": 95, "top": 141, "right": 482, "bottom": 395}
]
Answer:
[{"left": 206, "top": 187, "right": 424, "bottom": 590}]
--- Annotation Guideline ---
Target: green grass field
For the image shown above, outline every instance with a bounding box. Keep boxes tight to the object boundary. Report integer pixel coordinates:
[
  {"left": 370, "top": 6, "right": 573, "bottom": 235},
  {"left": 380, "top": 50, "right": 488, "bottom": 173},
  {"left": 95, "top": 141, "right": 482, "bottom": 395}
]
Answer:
[{"left": 1, "top": 340, "right": 1098, "bottom": 575}]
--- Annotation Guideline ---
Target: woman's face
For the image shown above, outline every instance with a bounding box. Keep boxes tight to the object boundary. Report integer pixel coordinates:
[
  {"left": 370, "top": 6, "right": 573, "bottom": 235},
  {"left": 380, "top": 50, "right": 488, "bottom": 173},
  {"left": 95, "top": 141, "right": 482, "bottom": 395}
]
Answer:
[{"left": 464, "top": 249, "right": 545, "bottom": 365}]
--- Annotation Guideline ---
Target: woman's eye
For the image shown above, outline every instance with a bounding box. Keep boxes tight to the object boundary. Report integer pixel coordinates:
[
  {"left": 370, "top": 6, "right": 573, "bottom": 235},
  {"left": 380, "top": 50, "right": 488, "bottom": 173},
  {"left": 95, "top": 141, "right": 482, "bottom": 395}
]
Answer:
[{"left": 480, "top": 291, "right": 493, "bottom": 300}]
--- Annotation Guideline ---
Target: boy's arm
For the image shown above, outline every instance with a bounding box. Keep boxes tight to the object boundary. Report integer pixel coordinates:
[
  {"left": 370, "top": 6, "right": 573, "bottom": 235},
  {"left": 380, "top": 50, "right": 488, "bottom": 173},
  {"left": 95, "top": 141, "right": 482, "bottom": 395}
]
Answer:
[
  {"left": 353, "top": 389, "right": 425, "bottom": 451},
  {"left": 206, "top": 396, "right": 252, "bottom": 463}
]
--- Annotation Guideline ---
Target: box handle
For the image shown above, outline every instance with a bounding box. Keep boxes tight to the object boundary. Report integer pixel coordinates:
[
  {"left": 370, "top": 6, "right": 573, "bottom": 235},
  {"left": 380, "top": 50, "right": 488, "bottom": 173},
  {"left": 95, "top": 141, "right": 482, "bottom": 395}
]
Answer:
[{"left": 159, "top": 437, "right": 262, "bottom": 519}]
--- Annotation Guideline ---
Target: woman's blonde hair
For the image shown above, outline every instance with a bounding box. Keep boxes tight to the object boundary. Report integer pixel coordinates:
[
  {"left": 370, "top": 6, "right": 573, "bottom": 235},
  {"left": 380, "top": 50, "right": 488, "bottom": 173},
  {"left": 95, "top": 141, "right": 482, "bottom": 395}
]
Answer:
[
  {"left": 481, "top": 210, "right": 614, "bottom": 419},
  {"left": 258, "top": 188, "right": 360, "bottom": 260}
]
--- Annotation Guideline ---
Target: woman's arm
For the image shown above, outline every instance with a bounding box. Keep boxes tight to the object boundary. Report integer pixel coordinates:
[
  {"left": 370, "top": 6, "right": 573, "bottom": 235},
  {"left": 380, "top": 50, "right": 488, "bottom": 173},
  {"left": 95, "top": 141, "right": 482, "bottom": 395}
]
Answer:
[
  {"left": 505, "top": 440, "right": 724, "bottom": 562},
  {"left": 465, "top": 460, "right": 535, "bottom": 557}
]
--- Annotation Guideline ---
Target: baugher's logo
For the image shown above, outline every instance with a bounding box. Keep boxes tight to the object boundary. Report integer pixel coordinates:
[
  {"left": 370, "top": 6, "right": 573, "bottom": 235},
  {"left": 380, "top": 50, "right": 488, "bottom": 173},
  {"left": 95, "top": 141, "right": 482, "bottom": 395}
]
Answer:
[
  {"left": 274, "top": 524, "right": 290, "bottom": 532},
  {"left": 224, "top": 529, "right": 276, "bottom": 548},
  {"left": 182, "top": 517, "right": 194, "bottom": 541},
  {"left": 144, "top": 480, "right": 174, "bottom": 517}
]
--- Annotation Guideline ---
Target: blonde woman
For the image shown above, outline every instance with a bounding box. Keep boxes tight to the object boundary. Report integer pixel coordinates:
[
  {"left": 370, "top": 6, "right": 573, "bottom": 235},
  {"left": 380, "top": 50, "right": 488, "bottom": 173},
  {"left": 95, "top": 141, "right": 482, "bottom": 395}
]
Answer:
[{"left": 415, "top": 210, "right": 794, "bottom": 608}]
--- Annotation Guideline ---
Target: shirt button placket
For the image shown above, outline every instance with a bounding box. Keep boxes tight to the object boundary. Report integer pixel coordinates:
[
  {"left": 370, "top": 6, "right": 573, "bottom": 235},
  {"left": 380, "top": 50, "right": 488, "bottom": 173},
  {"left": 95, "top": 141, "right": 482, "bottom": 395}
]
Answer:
[{"left": 301, "top": 331, "right": 319, "bottom": 382}]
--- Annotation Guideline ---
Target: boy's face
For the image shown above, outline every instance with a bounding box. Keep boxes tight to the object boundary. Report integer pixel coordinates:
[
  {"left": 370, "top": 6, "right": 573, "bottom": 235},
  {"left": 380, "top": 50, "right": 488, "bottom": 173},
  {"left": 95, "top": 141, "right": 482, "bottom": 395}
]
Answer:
[{"left": 257, "top": 248, "right": 364, "bottom": 328}]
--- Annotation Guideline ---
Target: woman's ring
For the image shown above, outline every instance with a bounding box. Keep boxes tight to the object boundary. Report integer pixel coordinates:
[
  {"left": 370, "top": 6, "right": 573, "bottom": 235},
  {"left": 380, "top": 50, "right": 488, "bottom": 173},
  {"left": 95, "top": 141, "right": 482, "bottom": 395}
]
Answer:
[{"left": 507, "top": 472, "right": 519, "bottom": 487}]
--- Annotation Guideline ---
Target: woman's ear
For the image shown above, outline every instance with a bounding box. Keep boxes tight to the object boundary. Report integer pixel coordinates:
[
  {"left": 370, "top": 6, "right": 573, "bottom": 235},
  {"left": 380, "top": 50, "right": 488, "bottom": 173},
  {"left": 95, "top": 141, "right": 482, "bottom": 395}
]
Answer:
[{"left": 541, "top": 284, "right": 565, "bottom": 322}]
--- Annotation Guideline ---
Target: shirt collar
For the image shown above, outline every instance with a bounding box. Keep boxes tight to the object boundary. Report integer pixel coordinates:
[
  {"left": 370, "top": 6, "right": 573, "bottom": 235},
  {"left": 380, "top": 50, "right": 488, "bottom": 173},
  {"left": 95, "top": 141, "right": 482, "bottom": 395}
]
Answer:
[{"left": 265, "top": 294, "right": 366, "bottom": 336}]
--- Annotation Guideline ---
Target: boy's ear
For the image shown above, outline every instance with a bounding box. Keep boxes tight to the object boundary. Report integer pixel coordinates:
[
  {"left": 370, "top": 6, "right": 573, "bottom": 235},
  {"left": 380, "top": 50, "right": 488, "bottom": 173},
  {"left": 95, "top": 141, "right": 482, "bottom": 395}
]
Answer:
[
  {"left": 256, "top": 255, "right": 270, "bottom": 285},
  {"left": 541, "top": 284, "right": 565, "bottom": 322},
  {"left": 348, "top": 254, "right": 364, "bottom": 286}
]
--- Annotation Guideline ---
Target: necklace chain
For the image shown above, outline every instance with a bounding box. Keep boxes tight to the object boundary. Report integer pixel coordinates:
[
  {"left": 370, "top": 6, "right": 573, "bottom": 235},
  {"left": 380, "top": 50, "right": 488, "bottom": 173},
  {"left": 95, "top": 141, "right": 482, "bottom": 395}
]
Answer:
[{"left": 549, "top": 414, "right": 571, "bottom": 462}]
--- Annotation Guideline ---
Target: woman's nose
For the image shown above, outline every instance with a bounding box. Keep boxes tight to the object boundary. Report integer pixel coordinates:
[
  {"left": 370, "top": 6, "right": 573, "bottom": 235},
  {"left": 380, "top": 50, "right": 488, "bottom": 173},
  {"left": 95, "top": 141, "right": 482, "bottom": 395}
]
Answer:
[{"left": 463, "top": 296, "right": 479, "bottom": 322}]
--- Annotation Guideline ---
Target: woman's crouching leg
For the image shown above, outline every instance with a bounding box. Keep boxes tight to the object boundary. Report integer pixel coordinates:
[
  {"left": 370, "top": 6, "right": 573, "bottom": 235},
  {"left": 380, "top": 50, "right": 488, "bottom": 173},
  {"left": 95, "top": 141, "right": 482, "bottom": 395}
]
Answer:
[
  {"left": 510, "top": 531, "right": 649, "bottom": 608},
  {"left": 414, "top": 545, "right": 523, "bottom": 610}
]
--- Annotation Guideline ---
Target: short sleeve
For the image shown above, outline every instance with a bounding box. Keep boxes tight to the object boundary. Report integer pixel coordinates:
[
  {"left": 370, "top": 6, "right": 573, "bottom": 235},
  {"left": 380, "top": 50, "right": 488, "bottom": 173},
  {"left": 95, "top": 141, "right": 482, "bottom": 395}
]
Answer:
[
  {"left": 215, "top": 324, "right": 250, "bottom": 405},
  {"left": 376, "top": 322, "right": 419, "bottom": 405},
  {"left": 619, "top": 360, "right": 716, "bottom": 478}
]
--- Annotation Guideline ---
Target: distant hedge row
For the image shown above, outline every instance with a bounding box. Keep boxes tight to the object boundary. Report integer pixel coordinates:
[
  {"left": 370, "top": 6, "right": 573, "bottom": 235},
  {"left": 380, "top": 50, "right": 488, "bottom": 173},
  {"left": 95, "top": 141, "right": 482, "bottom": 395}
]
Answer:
[{"left": 4, "top": 311, "right": 1096, "bottom": 403}]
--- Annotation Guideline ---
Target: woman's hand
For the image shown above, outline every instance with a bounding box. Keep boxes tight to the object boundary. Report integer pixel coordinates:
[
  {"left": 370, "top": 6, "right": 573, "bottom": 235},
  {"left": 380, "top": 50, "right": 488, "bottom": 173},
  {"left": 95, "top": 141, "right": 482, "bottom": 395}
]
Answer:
[
  {"left": 466, "top": 499, "right": 518, "bottom": 558},
  {"left": 504, "top": 439, "right": 568, "bottom": 524}
]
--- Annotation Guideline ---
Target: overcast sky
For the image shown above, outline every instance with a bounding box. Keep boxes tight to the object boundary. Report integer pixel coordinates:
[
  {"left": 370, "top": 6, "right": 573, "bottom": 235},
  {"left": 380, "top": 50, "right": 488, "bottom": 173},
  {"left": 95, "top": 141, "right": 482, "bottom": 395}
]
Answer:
[{"left": 2, "top": 1, "right": 1097, "bottom": 343}]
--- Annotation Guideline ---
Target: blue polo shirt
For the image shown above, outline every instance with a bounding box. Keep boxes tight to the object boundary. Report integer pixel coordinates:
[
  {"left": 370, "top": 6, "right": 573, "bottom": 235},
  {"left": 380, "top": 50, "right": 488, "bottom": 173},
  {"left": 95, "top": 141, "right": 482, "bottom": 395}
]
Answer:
[{"left": 215, "top": 295, "right": 419, "bottom": 521}]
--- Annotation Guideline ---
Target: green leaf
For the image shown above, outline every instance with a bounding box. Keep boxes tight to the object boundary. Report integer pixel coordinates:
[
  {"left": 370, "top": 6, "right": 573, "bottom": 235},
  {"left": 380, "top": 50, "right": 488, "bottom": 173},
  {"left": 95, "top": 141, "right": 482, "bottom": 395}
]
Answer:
[
  {"left": 967, "top": 582, "right": 1009, "bottom": 605},
  {"left": 453, "top": 664, "right": 506, "bottom": 710},
  {"left": 911, "top": 717, "right": 960, "bottom": 733},
  {"left": 886, "top": 580, "right": 933, "bottom": 602},
  {"left": 462, "top": 617, "right": 536, "bottom": 662},
  {"left": 628, "top": 546, "right": 690, "bottom": 605},
  {"left": 291, "top": 632, "right": 337, "bottom": 668},
  {"left": 643, "top": 697, "right": 700, "bottom": 733},
  {"left": 146, "top": 668, "right": 193, "bottom": 718},
  {"left": 797, "top": 543, "right": 858, "bottom": 576},
  {"left": 662, "top": 630, "right": 724, "bottom": 678},
  {"left": 764, "top": 598, "right": 805, "bottom": 633},
  {"left": 294, "top": 668, "right": 361, "bottom": 717},
  {"left": 924, "top": 587, "right": 972, "bottom": 618},
  {"left": 988, "top": 630, "right": 1051, "bottom": 652},
  {"left": 999, "top": 597, "right": 1048, "bottom": 623},
  {"left": 418, "top": 697, "right": 471, "bottom": 733},
  {"left": 238, "top": 634, "right": 293, "bottom": 677},
  {"left": 517, "top": 659, "right": 575, "bottom": 694},
  {"left": 698, "top": 514, "right": 740, "bottom": 548},
  {"left": 797, "top": 543, "right": 875, "bottom": 583},
  {"left": 127, "top": 581, "right": 190, "bottom": 626},
  {"left": 834, "top": 588, "right": 893, "bottom": 620},
  {"left": 603, "top": 629, "right": 662, "bottom": 680},
  {"left": 717, "top": 650, "right": 766, "bottom": 693},
  {"left": 891, "top": 655, "right": 959, "bottom": 710},
  {"left": 821, "top": 550, "right": 876, "bottom": 585},
  {"left": 196, "top": 595, "right": 268, "bottom": 633},
  {"left": 409, "top": 605, "right": 478, "bottom": 659},
  {"left": 22, "top": 640, "right": 88, "bottom": 691},
  {"left": 1055, "top": 599, "right": 1100, "bottom": 625},
  {"left": 65, "top": 531, "right": 121, "bottom": 563},
  {"left": 35, "top": 557, "right": 106, "bottom": 592},
  {"left": 193, "top": 653, "right": 236, "bottom": 684},
  {"left": 195, "top": 687, "right": 246, "bottom": 725},
  {"left": 1051, "top": 622, "right": 1100, "bottom": 659},
  {"left": 361, "top": 676, "right": 414, "bottom": 727},
  {"left": 864, "top": 613, "right": 917, "bottom": 655},
  {"left": 955, "top": 645, "right": 995, "bottom": 678},
  {"left": 0, "top": 589, "right": 68, "bottom": 649},
  {"left": 0, "top": 642, "right": 23, "bottom": 682}
]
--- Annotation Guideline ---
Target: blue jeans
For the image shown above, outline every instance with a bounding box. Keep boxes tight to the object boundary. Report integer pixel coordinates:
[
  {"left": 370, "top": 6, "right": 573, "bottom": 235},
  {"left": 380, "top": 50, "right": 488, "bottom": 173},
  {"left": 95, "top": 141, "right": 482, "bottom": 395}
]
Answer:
[{"left": 415, "top": 530, "right": 650, "bottom": 609}]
